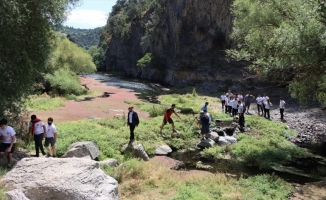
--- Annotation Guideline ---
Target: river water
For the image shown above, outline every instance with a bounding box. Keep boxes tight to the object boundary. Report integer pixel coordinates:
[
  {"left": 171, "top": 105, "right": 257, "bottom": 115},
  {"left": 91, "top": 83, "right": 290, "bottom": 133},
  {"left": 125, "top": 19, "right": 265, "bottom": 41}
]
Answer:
[{"left": 88, "top": 73, "right": 325, "bottom": 184}]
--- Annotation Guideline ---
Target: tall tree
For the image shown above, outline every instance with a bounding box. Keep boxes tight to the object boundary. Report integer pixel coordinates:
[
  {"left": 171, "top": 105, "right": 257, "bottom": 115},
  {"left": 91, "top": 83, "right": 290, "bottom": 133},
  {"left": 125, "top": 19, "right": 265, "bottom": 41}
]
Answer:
[
  {"left": 227, "top": 0, "right": 326, "bottom": 106},
  {"left": 0, "top": 0, "right": 80, "bottom": 118}
]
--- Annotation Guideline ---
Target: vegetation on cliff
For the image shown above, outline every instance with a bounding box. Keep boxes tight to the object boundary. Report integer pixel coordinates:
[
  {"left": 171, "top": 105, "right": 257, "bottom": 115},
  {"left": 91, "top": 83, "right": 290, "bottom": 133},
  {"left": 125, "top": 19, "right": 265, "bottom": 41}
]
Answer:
[{"left": 228, "top": 0, "right": 326, "bottom": 107}]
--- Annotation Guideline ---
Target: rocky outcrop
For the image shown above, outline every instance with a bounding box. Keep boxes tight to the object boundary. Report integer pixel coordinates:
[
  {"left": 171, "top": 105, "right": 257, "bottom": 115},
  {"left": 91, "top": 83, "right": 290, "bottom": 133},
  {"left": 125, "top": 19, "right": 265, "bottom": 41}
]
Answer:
[
  {"left": 155, "top": 144, "right": 173, "bottom": 155},
  {"left": 1, "top": 157, "right": 119, "bottom": 200},
  {"left": 61, "top": 141, "right": 99, "bottom": 160},
  {"left": 102, "top": 0, "right": 247, "bottom": 87}
]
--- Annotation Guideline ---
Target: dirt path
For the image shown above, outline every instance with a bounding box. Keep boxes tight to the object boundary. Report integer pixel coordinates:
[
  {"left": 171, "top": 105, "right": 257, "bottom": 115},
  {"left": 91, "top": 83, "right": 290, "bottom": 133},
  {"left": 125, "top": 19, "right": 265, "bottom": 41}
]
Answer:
[{"left": 33, "top": 76, "right": 149, "bottom": 123}]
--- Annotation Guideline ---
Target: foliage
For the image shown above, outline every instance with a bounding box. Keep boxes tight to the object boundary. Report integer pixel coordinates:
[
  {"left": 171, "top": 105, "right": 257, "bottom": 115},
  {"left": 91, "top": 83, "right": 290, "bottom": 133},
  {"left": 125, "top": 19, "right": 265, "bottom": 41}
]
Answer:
[
  {"left": 137, "top": 53, "right": 153, "bottom": 68},
  {"left": 48, "top": 35, "right": 96, "bottom": 74},
  {"left": 26, "top": 95, "right": 65, "bottom": 111},
  {"left": 0, "top": 0, "right": 80, "bottom": 120},
  {"left": 88, "top": 46, "right": 106, "bottom": 70},
  {"left": 228, "top": 0, "right": 326, "bottom": 107},
  {"left": 45, "top": 68, "right": 88, "bottom": 95},
  {"left": 239, "top": 174, "right": 293, "bottom": 199},
  {"left": 58, "top": 26, "right": 101, "bottom": 49}
]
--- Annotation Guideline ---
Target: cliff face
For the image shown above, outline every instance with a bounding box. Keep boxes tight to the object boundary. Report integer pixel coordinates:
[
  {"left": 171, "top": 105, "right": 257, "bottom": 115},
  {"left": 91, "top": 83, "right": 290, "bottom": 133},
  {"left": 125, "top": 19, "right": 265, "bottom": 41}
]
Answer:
[{"left": 102, "top": 0, "right": 245, "bottom": 86}]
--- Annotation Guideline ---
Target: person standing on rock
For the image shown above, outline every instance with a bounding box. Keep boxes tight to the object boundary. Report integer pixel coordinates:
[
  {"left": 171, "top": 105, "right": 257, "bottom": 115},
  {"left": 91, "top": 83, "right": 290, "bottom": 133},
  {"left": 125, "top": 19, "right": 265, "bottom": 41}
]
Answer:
[
  {"left": 44, "top": 117, "right": 57, "bottom": 157},
  {"left": 159, "top": 104, "right": 182, "bottom": 137},
  {"left": 0, "top": 119, "right": 16, "bottom": 168},
  {"left": 244, "top": 92, "right": 255, "bottom": 114},
  {"left": 238, "top": 100, "right": 245, "bottom": 127},
  {"left": 127, "top": 106, "right": 139, "bottom": 145},
  {"left": 28, "top": 114, "right": 46, "bottom": 157},
  {"left": 201, "top": 102, "right": 209, "bottom": 112},
  {"left": 280, "top": 97, "right": 286, "bottom": 120},
  {"left": 196, "top": 111, "right": 210, "bottom": 140},
  {"left": 220, "top": 93, "right": 226, "bottom": 110}
]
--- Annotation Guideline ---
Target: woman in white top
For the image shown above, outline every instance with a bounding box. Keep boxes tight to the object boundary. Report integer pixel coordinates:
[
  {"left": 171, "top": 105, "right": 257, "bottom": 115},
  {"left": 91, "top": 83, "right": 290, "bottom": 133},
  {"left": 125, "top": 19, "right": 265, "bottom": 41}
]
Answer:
[
  {"left": 220, "top": 93, "right": 226, "bottom": 110},
  {"left": 264, "top": 99, "right": 271, "bottom": 119}
]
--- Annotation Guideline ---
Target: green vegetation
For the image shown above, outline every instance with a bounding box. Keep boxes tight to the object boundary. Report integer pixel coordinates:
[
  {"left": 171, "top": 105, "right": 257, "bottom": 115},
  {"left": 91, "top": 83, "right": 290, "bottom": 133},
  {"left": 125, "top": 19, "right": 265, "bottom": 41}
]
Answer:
[
  {"left": 0, "top": 0, "right": 80, "bottom": 120},
  {"left": 88, "top": 46, "right": 106, "bottom": 70},
  {"left": 26, "top": 95, "right": 65, "bottom": 111},
  {"left": 137, "top": 53, "right": 153, "bottom": 68},
  {"left": 228, "top": 0, "right": 326, "bottom": 107},
  {"left": 58, "top": 26, "right": 101, "bottom": 49}
]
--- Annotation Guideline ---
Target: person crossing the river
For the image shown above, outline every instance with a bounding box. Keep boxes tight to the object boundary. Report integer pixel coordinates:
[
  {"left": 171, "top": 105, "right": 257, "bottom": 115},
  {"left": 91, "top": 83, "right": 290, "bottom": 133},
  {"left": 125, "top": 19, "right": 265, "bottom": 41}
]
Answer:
[{"left": 159, "top": 104, "right": 182, "bottom": 137}]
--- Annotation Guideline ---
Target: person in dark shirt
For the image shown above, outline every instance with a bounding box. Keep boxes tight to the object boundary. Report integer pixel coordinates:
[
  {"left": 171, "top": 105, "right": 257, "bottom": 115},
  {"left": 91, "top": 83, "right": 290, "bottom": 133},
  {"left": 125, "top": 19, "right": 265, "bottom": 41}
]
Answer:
[
  {"left": 159, "top": 104, "right": 181, "bottom": 137},
  {"left": 127, "top": 106, "right": 140, "bottom": 145},
  {"left": 196, "top": 111, "right": 210, "bottom": 140}
]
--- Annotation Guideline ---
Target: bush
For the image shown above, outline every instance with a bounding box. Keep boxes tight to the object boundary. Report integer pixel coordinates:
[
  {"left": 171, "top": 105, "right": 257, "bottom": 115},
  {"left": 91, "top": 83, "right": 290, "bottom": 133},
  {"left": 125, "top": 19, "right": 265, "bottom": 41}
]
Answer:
[
  {"left": 26, "top": 96, "right": 65, "bottom": 111},
  {"left": 137, "top": 53, "right": 153, "bottom": 68}
]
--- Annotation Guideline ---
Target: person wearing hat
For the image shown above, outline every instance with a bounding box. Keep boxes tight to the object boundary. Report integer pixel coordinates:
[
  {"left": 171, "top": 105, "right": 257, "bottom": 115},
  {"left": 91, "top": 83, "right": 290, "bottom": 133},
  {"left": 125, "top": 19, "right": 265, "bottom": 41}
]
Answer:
[
  {"left": 196, "top": 110, "right": 210, "bottom": 140},
  {"left": 127, "top": 106, "right": 139, "bottom": 145}
]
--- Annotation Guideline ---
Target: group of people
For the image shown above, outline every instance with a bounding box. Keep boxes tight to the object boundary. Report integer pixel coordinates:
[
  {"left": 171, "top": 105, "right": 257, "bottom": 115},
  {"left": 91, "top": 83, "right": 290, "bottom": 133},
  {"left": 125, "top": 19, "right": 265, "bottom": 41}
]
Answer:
[
  {"left": 0, "top": 115, "right": 57, "bottom": 168},
  {"left": 221, "top": 90, "right": 286, "bottom": 120}
]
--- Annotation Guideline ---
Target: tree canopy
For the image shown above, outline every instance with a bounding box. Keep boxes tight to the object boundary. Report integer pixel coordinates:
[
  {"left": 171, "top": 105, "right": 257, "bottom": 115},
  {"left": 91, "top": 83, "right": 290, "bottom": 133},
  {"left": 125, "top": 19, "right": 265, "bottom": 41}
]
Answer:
[
  {"left": 0, "top": 0, "right": 80, "bottom": 118},
  {"left": 227, "top": 0, "right": 326, "bottom": 106}
]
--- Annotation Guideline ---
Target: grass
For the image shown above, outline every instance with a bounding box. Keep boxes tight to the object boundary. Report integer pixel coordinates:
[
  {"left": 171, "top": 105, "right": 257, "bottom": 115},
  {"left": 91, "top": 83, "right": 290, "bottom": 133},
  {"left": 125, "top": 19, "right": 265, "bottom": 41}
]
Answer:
[{"left": 0, "top": 166, "right": 10, "bottom": 199}]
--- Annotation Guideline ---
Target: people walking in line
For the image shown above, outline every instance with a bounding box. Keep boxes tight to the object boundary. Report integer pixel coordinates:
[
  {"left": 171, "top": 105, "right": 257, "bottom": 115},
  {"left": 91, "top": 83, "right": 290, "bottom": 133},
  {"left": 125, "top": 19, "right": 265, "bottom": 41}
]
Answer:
[
  {"left": 44, "top": 117, "right": 57, "bottom": 157},
  {"left": 127, "top": 106, "right": 139, "bottom": 145},
  {"left": 201, "top": 102, "right": 209, "bottom": 112},
  {"left": 0, "top": 119, "right": 16, "bottom": 168},
  {"left": 238, "top": 100, "right": 245, "bottom": 127},
  {"left": 29, "top": 115, "right": 46, "bottom": 157},
  {"left": 159, "top": 104, "right": 182, "bottom": 137},
  {"left": 256, "top": 95, "right": 263, "bottom": 116},
  {"left": 244, "top": 92, "right": 255, "bottom": 114},
  {"left": 220, "top": 93, "right": 226, "bottom": 110},
  {"left": 280, "top": 97, "right": 286, "bottom": 120},
  {"left": 264, "top": 99, "right": 271, "bottom": 119},
  {"left": 196, "top": 111, "right": 210, "bottom": 140}
]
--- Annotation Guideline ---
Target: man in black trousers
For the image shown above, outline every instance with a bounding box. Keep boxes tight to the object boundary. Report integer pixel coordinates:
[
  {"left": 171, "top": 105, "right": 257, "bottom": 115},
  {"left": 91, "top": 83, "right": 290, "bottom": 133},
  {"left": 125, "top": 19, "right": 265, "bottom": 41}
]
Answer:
[{"left": 127, "top": 106, "right": 140, "bottom": 145}]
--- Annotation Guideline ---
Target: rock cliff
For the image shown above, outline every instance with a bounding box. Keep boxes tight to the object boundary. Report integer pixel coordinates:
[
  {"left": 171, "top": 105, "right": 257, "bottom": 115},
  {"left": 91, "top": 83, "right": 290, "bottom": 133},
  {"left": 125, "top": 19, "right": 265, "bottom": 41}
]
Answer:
[{"left": 101, "top": 0, "right": 246, "bottom": 87}]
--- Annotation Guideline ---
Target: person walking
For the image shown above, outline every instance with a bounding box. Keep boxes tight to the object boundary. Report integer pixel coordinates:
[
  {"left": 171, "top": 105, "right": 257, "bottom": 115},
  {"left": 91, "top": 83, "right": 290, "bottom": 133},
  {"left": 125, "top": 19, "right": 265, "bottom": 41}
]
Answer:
[
  {"left": 238, "top": 100, "right": 245, "bottom": 127},
  {"left": 0, "top": 119, "right": 16, "bottom": 168},
  {"left": 280, "top": 97, "right": 286, "bottom": 120},
  {"left": 256, "top": 95, "right": 263, "bottom": 116},
  {"left": 44, "top": 117, "right": 57, "bottom": 157},
  {"left": 127, "top": 106, "right": 139, "bottom": 145},
  {"left": 230, "top": 97, "right": 238, "bottom": 119},
  {"left": 159, "top": 104, "right": 182, "bottom": 137},
  {"left": 28, "top": 114, "right": 46, "bottom": 157},
  {"left": 244, "top": 92, "right": 255, "bottom": 114},
  {"left": 220, "top": 93, "right": 226, "bottom": 110},
  {"left": 196, "top": 111, "right": 210, "bottom": 140}
]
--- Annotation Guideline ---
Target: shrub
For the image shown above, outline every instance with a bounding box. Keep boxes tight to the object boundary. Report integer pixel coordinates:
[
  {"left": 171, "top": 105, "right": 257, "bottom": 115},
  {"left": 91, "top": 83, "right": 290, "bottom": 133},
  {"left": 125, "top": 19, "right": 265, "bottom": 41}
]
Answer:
[{"left": 137, "top": 53, "right": 153, "bottom": 68}]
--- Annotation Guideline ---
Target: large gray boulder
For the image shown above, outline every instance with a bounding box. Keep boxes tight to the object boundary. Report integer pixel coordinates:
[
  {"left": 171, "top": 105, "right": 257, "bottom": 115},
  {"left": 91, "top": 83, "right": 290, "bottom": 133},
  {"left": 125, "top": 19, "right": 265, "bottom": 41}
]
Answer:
[
  {"left": 1, "top": 157, "right": 119, "bottom": 200},
  {"left": 218, "top": 136, "right": 231, "bottom": 146},
  {"left": 155, "top": 145, "right": 172, "bottom": 155},
  {"left": 208, "top": 132, "right": 219, "bottom": 142},
  {"left": 61, "top": 141, "right": 99, "bottom": 160},
  {"left": 0, "top": 149, "right": 29, "bottom": 166},
  {"left": 133, "top": 144, "right": 149, "bottom": 161},
  {"left": 197, "top": 138, "right": 215, "bottom": 148}
]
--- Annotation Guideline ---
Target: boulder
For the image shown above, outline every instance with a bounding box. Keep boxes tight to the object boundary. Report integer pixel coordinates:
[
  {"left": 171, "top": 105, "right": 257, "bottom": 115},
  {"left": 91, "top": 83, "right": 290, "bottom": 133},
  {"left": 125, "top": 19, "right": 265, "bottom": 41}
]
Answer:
[
  {"left": 99, "top": 158, "right": 118, "bottom": 167},
  {"left": 218, "top": 137, "right": 231, "bottom": 146},
  {"left": 155, "top": 145, "right": 172, "bottom": 155},
  {"left": 0, "top": 157, "right": 119, "bottom": 200},
  {"left": 61, "top": 141, "right": 99, "bottom": 160},
  {"left": 133, "top": 144, "right": 149, "bottom": 161},
  {"left": 208, "top": 132, "right": 219, "bottom": 142},
  {"left": 197, "top": 138, "right": 215, "bottom": 148},
  {"left": 0, "top": 149, "right": 29, "bottom": 166},
  {"left": 5, "top": 189, "right": 29, "bottom": 200},
  {"left": 224, "top": 136, "right": 237, "bottom": 144}
]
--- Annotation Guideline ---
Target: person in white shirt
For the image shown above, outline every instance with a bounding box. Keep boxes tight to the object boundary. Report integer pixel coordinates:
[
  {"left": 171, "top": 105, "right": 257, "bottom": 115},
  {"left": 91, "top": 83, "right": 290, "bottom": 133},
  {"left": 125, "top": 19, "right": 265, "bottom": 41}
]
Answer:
[
  {"left": 230, "top": 97, "right": 238, "bottom": 118},
  {"left": 237, "top": 101, "right": 245, "bottom": 127},
  {"left": 220, "top": 93, "right": 226, "bottom": 110},
  {"left": 264, "top": 99, "right": 271, "bottom": 119},
  {"left": 44, "top": 117, "right": 57, "bottom": 157},
  {"left": 279, "top": 97, "right": 286, "bottom": 120},
  {"left": 262, "top": 94, "right": 269, "bottom": 116},
  {"left": 225, "top": 95, "right": 229, "bottom": 114},
  {"left": 256, "top": 95, "right": 263, "bottom": 116},
  {"left": 237, "top": 93, "right": 243, "bottom": 102},
  {"left": 29, "top": 114, "right": 46, "bottom": 157},
  {"left": 0, "top": 119, "right": 16, "bottom": 168}
]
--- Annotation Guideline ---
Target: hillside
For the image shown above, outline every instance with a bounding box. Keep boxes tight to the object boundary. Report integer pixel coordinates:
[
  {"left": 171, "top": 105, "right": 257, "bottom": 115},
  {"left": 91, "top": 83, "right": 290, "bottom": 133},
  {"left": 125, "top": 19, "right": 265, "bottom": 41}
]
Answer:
[{"left": 58, "top": 26, "right": 101, "bottom": 49}]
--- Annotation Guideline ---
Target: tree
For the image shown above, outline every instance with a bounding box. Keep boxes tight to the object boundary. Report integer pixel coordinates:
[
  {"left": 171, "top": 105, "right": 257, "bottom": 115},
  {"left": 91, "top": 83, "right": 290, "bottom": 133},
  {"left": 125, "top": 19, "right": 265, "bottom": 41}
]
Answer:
[{"left": 227, "top": 0, "right": 326, "bottom": 106}]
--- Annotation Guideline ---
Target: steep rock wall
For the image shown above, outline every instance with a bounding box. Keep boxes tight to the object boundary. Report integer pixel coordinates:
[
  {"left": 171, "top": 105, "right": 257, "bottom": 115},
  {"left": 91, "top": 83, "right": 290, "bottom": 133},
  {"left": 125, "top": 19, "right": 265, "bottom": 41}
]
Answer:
[{"left": 103, "top": 0, "right": 245, "bottom": 86}]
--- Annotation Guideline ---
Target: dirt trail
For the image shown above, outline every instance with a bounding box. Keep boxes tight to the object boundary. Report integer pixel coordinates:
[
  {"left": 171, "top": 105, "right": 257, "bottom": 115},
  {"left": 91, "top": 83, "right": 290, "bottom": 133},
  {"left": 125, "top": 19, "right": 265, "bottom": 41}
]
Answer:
[{"left": 33, "top": 76, "right": 149, "bottom": 123}]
